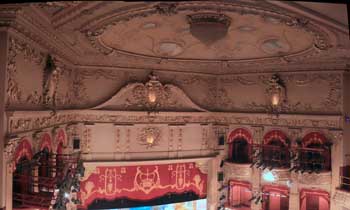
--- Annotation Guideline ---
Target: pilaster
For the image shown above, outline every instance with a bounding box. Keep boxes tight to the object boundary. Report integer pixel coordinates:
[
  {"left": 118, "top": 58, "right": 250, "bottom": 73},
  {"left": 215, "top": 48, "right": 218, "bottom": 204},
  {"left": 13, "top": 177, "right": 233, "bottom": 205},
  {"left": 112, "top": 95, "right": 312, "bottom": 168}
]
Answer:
[
  {"left": 0, "top": 30, "right": 9, "bottom": 209},
  {"left": 207, "top": 157, "right": 219, "bottom": 210}
]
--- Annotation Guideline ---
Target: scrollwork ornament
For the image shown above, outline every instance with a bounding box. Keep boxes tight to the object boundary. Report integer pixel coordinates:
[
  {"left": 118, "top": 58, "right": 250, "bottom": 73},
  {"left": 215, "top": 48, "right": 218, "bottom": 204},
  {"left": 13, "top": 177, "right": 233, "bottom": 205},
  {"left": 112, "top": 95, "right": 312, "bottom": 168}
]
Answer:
[
  {"left": 4, "top": 138, "right": 21, "bottom": 162},
  {"left": 155, "top": 2, "right": 178, "bottom": 16}
]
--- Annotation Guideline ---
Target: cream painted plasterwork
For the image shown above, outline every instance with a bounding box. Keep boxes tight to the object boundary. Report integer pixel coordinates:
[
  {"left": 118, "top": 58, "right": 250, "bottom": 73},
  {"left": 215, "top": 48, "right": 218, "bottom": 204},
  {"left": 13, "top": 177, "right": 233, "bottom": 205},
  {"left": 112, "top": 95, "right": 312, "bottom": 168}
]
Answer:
[
  {"left": 2, "top": 3, "right": 349, "bottom": 75},
  {"left": 333, "top": 190, "right": 350, "bottom": 209},
  {"left": 92, "top": 73, "right": 207, "bottom": 112},
  {"left": 6, "top": 37, "right": 45, "bottom": 107},
  {"left": 82, "top": 2, "right": 331, "bottom": 63},
  {"left": 7, "top": 110, "right": 342, "bottom": 135}
]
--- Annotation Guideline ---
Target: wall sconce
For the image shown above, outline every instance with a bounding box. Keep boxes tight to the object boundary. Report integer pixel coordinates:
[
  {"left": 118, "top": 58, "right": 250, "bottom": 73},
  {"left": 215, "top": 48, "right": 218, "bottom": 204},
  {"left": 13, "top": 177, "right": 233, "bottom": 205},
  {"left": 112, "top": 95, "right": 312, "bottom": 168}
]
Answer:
[
  {"left": 139, "top": 127, "right": 161, "bottom": 148},
  {"left": 147, "top": 88, "right": 157, "bottom": 103},
  {"left": 146, "top": 132, "right": 155, "bottom": 145},
  {"left": 266, "top": 74, "right": 286, "bottom": 116}
]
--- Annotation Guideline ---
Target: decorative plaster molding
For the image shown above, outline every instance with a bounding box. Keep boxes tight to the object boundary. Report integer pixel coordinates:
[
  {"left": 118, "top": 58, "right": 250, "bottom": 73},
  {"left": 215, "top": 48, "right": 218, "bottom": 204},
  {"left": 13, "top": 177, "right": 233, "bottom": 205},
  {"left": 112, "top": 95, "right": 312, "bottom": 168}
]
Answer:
[
  {"left": 297, "top": 171, "right": 331, "bottom": 185},
  {"left": 138, "top": 126, "right": 161, "bottom": 149},
  {"left": 4, "top": 137, "right": 21, "bottom": 162},
  {"left": 92, "top": 73, "right": 207, "bottom": 112},
  {"left": 5, "top": 37, "right": 46, "bottom": 107},
  {"left": 81, "top": 1, "right": 332, "bottom": 68},
  {"left": 6, "top": 110, "right": 342, "bottom": 135},
  {"left": 333, "top": 190, "right": 350, "bottom": 209}
]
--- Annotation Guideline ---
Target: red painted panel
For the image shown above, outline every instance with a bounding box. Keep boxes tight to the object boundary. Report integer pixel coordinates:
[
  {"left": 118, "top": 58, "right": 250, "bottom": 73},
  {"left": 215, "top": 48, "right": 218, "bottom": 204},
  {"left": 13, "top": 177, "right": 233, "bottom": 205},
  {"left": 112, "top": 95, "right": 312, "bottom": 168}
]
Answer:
[{"left": 79, "top": 162, "right": 207, "bottom": 209}]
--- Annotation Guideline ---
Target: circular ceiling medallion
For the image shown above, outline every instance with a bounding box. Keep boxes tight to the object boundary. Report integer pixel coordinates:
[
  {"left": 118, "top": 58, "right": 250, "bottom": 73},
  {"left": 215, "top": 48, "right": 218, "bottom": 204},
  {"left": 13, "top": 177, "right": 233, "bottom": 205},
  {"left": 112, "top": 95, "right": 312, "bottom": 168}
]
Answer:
[
  {"left": 154, "top": 41, "right": 184, "bottom": 57},
  {"left": 263, "top": 16, "right": 281, "bottom": 24},
  {"left": 261, "top": 38, "right": 291, "bottom": 54},
  {"left": 237, "top": 25, "right": 256, "bottom": 32},
  {"left": 141, "top": 22, "right": 158, "bottom": 29}
]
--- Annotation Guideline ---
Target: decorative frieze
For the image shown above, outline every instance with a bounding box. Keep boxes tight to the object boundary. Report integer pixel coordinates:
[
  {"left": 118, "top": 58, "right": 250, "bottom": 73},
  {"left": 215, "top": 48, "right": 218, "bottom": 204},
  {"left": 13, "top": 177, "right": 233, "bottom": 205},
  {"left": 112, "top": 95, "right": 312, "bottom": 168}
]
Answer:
[{"left": 6, "top": 110, "right": 342, "bottom": 135}]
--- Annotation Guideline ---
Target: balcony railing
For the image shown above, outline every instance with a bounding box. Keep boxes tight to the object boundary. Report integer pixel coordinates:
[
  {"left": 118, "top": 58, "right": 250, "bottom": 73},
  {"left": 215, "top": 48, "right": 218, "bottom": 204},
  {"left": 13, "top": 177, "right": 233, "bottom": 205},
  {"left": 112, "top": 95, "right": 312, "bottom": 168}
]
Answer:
[
  {"left": 13, "top": 153, "right": 80, "bottom": 209},
  {"left": 291, "top": 147, "right": 331, "bottom": 173},
  {"left": 251, "top": 144, "right": 290, "bottom": 170},
  {"left": 247, "top": 144, "right": 331, "bottom": 173},
  {"left": 340, "top": 166, "right": 350, "bottom": 192}
]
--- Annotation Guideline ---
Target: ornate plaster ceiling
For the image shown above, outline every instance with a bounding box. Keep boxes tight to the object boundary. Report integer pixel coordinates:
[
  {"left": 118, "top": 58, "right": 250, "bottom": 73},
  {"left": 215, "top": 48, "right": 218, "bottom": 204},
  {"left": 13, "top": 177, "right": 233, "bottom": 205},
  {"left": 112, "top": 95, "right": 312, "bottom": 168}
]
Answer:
[
  {"left": 3, "top": 1, "right": 349, "bottom": 74},
  {"left": 98, "top": 11, "right": 314, "bottom": 60}
]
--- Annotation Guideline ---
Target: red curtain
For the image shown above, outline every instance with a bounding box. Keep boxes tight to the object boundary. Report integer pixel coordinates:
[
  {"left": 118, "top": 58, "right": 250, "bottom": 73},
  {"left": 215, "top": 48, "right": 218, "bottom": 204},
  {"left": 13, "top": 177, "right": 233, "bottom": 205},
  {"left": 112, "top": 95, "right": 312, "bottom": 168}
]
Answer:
[
  {"left": 300, "top": 189, "right": 329, "bottom": 210},
  {"left": 79, "top": 162, "right": 207, "bottom": 209},
  {"left": 228, "top": 180, "right": 251, "bottom": 210},
  {"left": 262, "top": 185, "right": 289, "bottom": 210},
  {"left": 228, "top": 128, "right": 253, "bottom": 162}
]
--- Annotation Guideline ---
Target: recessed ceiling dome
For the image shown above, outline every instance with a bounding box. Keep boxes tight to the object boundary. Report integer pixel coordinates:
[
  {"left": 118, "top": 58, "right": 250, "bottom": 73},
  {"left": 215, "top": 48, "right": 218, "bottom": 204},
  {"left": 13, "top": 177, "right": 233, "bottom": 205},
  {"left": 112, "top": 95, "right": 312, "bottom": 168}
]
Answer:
[{"left": 187, "top": 13, "right": 231, "bottom": 45}]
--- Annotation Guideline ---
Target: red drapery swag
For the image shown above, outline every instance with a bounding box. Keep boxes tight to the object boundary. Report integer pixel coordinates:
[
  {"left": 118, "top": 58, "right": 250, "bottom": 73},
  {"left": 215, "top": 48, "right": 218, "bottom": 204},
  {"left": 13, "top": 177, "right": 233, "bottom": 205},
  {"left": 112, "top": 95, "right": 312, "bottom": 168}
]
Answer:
[{"left": 79, "top": 162, "right": 207, "bottom": 208}]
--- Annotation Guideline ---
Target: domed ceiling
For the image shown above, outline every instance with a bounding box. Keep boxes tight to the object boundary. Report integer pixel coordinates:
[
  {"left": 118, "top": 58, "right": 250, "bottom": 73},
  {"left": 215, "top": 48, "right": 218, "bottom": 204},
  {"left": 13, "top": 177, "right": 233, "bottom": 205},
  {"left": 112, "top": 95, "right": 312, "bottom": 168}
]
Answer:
[
  {"left": 99, "top": 12, "right": 314, "bottom": 60},
  {"left": 22, "top": 1, "right": 349, "bottom": 74}
]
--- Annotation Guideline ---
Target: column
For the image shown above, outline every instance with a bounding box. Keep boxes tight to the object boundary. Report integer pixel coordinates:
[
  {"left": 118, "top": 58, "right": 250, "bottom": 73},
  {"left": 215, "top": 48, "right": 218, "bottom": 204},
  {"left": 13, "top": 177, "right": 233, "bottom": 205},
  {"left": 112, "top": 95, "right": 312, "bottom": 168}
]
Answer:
[
  {"left": 329, "top": 130, "right": 343, "bottom": 210},
  {"left": 0, "top": 30, "right": 9, "bottom": 210},
  {"left": 5, "top": 163, "right": 13, "bottom": 210}
]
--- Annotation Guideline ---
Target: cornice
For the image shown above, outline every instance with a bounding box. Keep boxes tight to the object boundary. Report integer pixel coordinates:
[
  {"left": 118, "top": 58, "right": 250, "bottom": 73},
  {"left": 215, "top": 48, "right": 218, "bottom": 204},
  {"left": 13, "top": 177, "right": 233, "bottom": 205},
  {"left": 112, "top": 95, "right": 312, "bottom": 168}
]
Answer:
[
  {"left": 269, "top": 1, "right": 349, "bottom": 34},
  {"left": 1, "top": 5, "right": 79, "bottom": 65},
  {"left": 73, "top": 60, "right": 349, "bottom": 76},
  {"left": 6, "top": 110, "right": 343, "bottom": 135}
]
